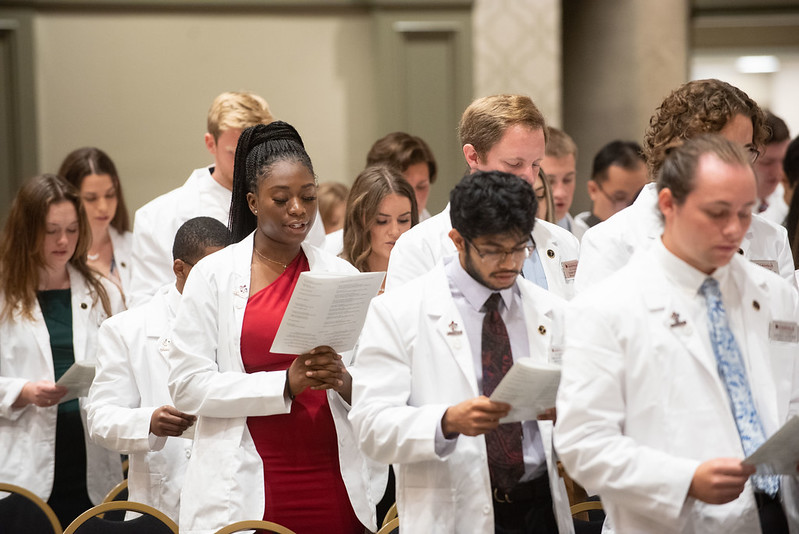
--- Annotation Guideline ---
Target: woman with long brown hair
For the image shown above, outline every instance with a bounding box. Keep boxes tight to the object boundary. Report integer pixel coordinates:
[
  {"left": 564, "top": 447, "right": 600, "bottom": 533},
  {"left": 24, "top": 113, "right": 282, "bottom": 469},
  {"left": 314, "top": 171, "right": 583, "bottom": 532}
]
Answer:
[
  {"left": 341, "top": 165, "right": 419, "bottom": 282},
  {"left": 59, "top": 147, "right": 132, "bottom": 298},
  {"left": 0, "top": 174, "right": 125, "bottom": 528}
]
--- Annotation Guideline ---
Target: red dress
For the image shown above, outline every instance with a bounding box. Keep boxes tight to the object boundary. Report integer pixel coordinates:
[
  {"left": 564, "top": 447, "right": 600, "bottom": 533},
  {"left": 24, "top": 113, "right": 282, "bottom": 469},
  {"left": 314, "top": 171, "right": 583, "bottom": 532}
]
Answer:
[{"left": 240, "top": 251, "right": 363, "bottom": 534}]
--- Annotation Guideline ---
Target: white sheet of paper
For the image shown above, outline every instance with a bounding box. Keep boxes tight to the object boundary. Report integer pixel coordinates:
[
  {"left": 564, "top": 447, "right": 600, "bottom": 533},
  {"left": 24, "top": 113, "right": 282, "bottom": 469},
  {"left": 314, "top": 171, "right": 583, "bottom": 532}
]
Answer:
[
  {"left": 56, "top": 361, "right": 96, "bottom": 402},
  {"left": 743, "top": 416, "right": 799, "bottom": 475},
  {"left": 490, "top": 358, "right": 561, "bottom": 424},
  {"left": 270, "top": 271, "right": 385, "bottom": 355}
]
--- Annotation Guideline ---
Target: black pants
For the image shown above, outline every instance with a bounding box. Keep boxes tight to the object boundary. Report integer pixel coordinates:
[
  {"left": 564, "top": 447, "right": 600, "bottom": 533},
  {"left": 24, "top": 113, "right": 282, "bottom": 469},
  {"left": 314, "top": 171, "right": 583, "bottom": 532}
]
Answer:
[
  {"left": 494, "top": 472, "right": 558, "bottom": 534},
  {"left": 756, "top": 491, "right": 789, "bottom": 534},
  {"left": 47, "top": 409, "right": 93, "bottom": 529}
]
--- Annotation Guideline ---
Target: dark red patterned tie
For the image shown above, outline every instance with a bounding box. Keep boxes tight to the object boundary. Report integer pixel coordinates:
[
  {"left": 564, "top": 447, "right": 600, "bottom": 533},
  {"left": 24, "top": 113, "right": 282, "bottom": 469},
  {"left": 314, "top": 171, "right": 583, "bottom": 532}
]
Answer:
[{"left": 481, "top": 292, "right": 524, "bottom": 494}]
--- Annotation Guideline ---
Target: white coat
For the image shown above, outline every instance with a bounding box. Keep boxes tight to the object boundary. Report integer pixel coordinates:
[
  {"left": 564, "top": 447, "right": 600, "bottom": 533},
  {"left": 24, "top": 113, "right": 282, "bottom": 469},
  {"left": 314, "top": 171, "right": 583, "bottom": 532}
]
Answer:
[
  {"left": 575, "top": 182, "right": 796, "bottom": 292},
  {"left": 86, "top": 284, "right": 190, "bottom": 523},
  {"left": 130, "top": 167, "right": 327, "bottom": 308},
  {"left": 0, "top": 265, "right": 125, "bottom": 503},
  {"left": 350, "top": 262, "right": 574, "bottom": 534},
  {"left": 108, "top": 227, "right": 133, "bottom": 298},
  {"left": 555, "top": 245, "right": 799, "bottom": 533},
  {"left": 166, "top": 234, "right": 386, "bottom": 534},
  {"left": 385, "top": 204, "right": 580, "bottom": 299}
]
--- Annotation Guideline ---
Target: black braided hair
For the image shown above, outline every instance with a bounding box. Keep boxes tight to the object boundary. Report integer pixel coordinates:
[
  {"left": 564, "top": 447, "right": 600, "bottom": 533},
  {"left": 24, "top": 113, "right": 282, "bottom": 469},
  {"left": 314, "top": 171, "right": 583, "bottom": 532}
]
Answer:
[{"left": 228, "top": 121, "right": 316, "bottom": 243}]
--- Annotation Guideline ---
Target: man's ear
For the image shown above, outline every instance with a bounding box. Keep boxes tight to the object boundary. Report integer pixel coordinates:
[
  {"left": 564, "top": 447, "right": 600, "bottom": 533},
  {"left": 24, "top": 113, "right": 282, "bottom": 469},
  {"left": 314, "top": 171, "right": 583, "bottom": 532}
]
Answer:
[
  {"left": 658, "top": 187, "right": 676, "bottom": 220},
  {"left": 204, "top": 132, "right": 216, "bottom": 156},
  {"left": 586, "top": 179, "right": 599, "bottom": 201},
  {"left": 463, "top": 144, "right": 481, "bottom": 171},
  {"left": 449, "top": 228, "right": 466, "bottom": 253},
  {"left": 173, "top": 259, "right": 189, "bottom": 285}
]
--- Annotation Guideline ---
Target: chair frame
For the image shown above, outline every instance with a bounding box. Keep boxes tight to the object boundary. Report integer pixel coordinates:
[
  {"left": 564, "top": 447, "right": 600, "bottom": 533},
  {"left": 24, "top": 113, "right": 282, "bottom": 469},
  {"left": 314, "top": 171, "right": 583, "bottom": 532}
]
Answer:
[
  {"left": 381, "top": 501, "right": 398, "bottom": 528},
  {"left": 101, "top": 479, "right": 129, "bottom": 503},
  {"left": 63, "top": 500, "right": 178, "bottom": 534},
  {"left": 213, "top": 519, "right": 297, "bottom": 534},
  {"left": 570, "top": 499, "right": 604, "bottom": 515},
  {"left": 376, "top": 516, "right": 399, "bottom": 534},
  {"left": 0, "top": 482, "right": 63, "bottom": 534}
]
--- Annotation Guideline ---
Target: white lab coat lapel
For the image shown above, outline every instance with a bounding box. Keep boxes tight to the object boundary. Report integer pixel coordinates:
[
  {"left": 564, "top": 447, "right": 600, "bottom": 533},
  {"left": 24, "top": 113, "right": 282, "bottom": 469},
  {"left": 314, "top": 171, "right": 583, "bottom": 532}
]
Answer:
[
  {"left": 425, "top": 269, "right": 478, "bottom": 395},
  {"left": 69, "top": 264, "right": 106, "bottom": 364},
  {"left": 532, "top": 223, "right": 562, "bottom": 290},
  {"left": 641, "top": 262, "right": 724, "bottom": 389},
  {"left": 733, "top": 264, "right": 782, "bottom": 432},
  {"left": 228, "top": 235, "right": 253, "bottom": 374},
  {"left": 519, "top": 282, "right": 554, "bottom": 363}
]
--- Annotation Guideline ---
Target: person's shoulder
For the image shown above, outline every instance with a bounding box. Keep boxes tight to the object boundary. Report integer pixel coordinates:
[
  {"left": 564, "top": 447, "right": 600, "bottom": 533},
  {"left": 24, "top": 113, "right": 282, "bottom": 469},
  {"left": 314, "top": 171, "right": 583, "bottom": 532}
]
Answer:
[
  {"left": 380, "top": 262, "right": 446, "bottom": 303},
  {"left": 405, "top": 208, "right": 451, "bottom": 240},
  {"left": 517, "top": 275, "right": 567, "bottom": 310},
  {"left": 134, "top": 167, "right": 206, "bottom": 218},
  {"left": 732, "top": 252, "right": 795, "bottom": 294},
  {"left": 572, "top": 249, "right": 651, "bottom": 307},
  {"left": 534, "top": 218, "right": 579, "bottom": 251},
  {"left": 303, "top": 242, "right": 358, "bottom": 274},
  {"left": 750, "top": 211, "right": 788, "bottom": 239}
]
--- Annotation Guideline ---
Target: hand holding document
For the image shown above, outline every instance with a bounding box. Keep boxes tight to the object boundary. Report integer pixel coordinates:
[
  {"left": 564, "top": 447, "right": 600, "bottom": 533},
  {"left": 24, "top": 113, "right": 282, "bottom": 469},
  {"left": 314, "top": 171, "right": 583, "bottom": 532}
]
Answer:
[
  {"left": 270, "top": 271, "right": 385, "bottom": 355},
  {"left": 490, "top": 359, "right": 561, "bottom": 424},
  {"left": 55, "top": 361, "right": 96, "bottom": 403},
  {"left": 743, "top": 416, "right": 799, "bottom": 475}
]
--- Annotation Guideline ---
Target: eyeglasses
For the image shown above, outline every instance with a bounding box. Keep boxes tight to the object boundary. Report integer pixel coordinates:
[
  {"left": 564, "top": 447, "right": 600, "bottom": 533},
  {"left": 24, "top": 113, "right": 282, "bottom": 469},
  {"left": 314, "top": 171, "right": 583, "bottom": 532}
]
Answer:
[
  {"left": 745, "top": 144, "right": 761, "bottom": 164},
  {"left": 464, "top": 238, "right": 534, "bottom": 264},
  {"left": 595, "top": 181, "right": 634, "bottom": 209}
]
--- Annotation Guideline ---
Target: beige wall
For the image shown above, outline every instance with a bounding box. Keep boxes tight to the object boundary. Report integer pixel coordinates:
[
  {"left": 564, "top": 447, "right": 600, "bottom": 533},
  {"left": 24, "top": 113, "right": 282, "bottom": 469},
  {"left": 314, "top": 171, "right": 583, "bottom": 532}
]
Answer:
[
  {"left": 473, "top": 0, "right": 561, "bottom": 125},
  {"left": 34, "top": 9, "right": 378, "bottom": 217}
]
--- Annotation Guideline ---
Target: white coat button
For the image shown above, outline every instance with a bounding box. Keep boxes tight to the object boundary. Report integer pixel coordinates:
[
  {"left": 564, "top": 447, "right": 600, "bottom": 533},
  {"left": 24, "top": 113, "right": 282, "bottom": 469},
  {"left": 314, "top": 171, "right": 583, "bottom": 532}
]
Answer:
[
  {"left": 483, "top": 505, "right": 491, "bottom": 514},
  {"left": 185, "top": 450, "right": 191, "bottom": 459}
]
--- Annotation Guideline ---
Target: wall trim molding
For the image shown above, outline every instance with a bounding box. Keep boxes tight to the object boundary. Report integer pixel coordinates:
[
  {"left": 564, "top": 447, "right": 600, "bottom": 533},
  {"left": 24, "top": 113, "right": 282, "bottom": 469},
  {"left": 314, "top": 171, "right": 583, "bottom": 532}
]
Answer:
[{"left": 4, "top": 0, "right": 471, "bottom": 10}]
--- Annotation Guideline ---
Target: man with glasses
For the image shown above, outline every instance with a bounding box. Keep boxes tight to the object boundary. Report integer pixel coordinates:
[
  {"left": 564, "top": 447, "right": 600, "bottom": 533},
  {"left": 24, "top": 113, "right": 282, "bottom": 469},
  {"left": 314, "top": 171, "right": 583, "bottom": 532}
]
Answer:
[
  {"left": 386, "top": 94, "right": 580, "bottom": 300},
  {"left": 575, "top": 79, "right": 795, "bottom": 292},
  {"left": 572, "top": 140, "right": 648, "bottom": 240},
  {"left": 351, "top": 171, "right": 574, "bottom": 534}
]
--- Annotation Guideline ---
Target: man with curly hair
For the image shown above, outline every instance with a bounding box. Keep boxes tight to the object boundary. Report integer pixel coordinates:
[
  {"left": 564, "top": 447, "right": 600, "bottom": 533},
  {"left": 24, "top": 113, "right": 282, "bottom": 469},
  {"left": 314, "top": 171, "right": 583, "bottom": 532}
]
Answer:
[{"left": 575, "top": 79, "right": 794, "bottom": 291}]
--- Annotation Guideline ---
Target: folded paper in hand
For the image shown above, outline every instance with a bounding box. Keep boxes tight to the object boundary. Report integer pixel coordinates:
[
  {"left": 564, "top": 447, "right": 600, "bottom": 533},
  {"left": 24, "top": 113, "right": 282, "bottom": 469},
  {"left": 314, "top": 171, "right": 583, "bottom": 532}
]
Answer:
[
  {"left": 489, "top": 358, "right": 561, "bottom": 424},
  {"left": 270, "top": 271, "right": 385, "bottom": 355},
  {"left": 743, "top": 416, "right": 799, "bottom": 475},
  {"left": 55, "top": 361, "right": 96, "bottom": 403}
]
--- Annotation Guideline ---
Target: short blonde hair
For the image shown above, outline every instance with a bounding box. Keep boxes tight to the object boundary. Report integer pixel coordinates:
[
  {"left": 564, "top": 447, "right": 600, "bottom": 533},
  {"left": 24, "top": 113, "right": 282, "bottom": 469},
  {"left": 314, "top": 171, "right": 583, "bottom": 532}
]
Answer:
[
  {"left": 545, "top": 126, "right": 577, "bottom": 160},
  {"left": 459, "top": 95, "right": 548, "bottom": 160},
  {"left": 207, "top": 91, "right": 274, "bottom": 140}
]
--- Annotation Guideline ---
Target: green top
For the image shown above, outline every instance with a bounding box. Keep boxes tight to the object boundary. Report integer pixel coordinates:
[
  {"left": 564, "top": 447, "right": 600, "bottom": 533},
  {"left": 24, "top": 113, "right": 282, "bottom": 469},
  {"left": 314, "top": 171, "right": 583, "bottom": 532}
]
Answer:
[{"left": 37, "top": 289, "right": 79, "bottom": 414}]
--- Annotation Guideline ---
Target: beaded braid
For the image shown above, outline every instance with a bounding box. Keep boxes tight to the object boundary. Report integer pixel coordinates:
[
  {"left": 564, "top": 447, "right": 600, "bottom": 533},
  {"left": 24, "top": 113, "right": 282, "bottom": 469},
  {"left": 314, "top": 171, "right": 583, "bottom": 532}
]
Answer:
[{"left": 228, "top": 121, "right": 316, "bottom": 243}]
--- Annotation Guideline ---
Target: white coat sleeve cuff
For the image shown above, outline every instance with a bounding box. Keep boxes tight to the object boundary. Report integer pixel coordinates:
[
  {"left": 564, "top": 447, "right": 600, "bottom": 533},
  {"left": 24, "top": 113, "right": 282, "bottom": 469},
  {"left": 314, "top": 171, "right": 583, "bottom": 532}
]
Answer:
[
  {"left": 0, "top": 377, "right": 28, "bottom": 420},
  {"left": 434, "top": 406, "right": 458, "bottom": 458},
  {"left": 148, "top": 433, "right": 167, "bottom": 451}
]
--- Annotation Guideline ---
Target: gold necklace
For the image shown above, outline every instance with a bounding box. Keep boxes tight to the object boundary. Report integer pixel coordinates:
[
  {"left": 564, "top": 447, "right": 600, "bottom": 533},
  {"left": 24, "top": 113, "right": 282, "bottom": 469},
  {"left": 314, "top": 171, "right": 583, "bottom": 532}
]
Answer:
[{"left": 253, "top": 247, "right": 288, "bottom": 270}]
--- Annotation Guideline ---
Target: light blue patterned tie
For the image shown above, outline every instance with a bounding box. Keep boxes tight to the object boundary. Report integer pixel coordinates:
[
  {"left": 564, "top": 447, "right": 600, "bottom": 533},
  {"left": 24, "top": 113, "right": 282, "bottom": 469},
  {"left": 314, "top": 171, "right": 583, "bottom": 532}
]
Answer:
[{"left": 699, "top": 277, "right": 779, "bottom": 497}]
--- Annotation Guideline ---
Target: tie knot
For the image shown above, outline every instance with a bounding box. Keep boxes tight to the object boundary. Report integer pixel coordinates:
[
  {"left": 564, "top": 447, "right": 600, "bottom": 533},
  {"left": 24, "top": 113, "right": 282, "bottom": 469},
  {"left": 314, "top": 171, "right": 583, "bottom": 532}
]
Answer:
[
  {"left": 699, "top": 277, "right": 720, "bottom": 298},
  {"left": 484, "top": 292, "right": 502, "bottom": 312}
]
